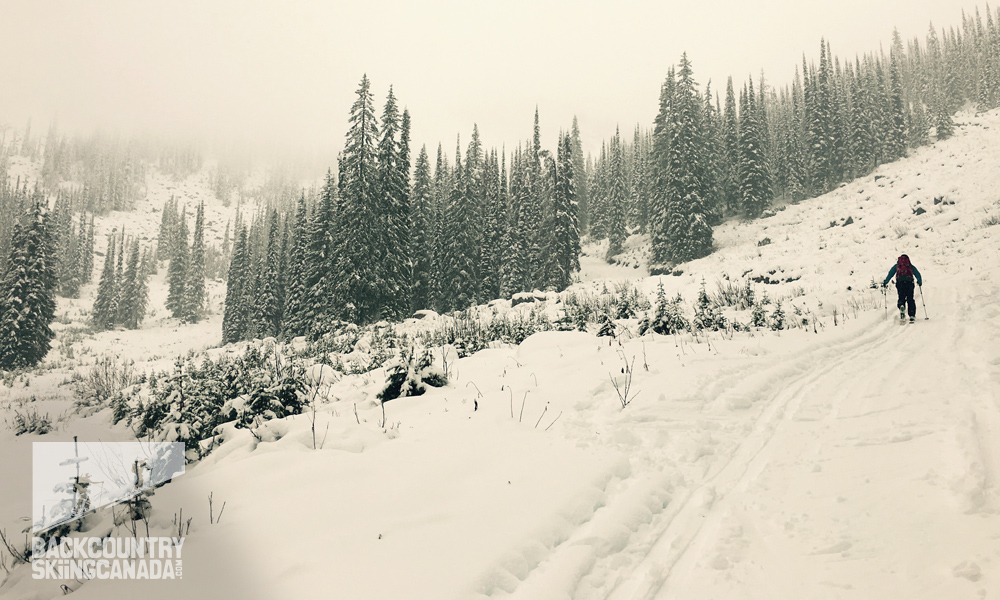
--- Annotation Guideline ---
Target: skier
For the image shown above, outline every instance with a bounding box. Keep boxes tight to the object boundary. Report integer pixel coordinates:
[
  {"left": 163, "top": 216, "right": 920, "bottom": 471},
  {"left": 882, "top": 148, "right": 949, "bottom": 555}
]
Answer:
[{"left": 881, "top": 254, "right": 922, "bottom": 322}]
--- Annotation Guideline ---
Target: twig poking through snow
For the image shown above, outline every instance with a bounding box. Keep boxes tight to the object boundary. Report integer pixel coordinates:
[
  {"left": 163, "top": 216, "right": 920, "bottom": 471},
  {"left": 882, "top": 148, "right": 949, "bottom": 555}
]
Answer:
[
  {"left": 544, "top": 411, "right": 563, "bottom": 431},
  {"left": 534, "top": 402, "right": 549, "bottom": 428}
]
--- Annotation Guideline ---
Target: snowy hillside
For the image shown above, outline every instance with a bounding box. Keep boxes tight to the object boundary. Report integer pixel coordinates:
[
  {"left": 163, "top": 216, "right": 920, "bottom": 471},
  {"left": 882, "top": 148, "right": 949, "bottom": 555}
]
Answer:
[{"left": 3, "top": 108, "right": 1000, "bottom": 600}]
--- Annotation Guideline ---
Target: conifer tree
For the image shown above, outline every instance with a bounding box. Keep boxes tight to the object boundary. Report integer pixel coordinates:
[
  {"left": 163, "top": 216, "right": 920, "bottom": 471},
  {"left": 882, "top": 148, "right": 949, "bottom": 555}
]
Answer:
[
  {"left": 722, "top": 77, "right": 741, "bottom": 213},
  {"left": 480, "top": 149, "right": 504, "bottom": 301},
  {"left": 656, "top": 55, "right": 714, "bottom": 264},
  {"left": 257, "top": 210, "right": 285, "bottom": 337},
  {"left": 166, "top": 208, "right": 189, "bottom": 318},
  {"left": 649, "top": 67, "right": 676, "bottom": 266},
  {"left": 337, "top": 75, "right": 380, "bottom": 324},
  {"left": 0, "top": 201, "right": 57, "bottom": 369},
  {"left": 570, "top": 118, "right": 589, "bottom": 234},
  {"left": 92, "top": 233, "right": 118, "bottom": 330},
  {"left": 739, "top": 83, "right": 773, "bottom": 218},
  {"left": 185, "top": 201, "right": 207, "bottom": 322},
  {"left": 222, "top": 226, "right": 249, "bottom": 344},
  {"left": 605, "top": 128, "right": 628, "bottom": 260},
  {"left": 281, "top": 193, "right": 310, "bottom": 338},
  {"left": 119, "top": 239, "right": 149, "bottom": 329},
  {"left": 547, "top": 133, "right": 581, "bottom": 290},
  {"left": 442, "top": 139, "right": 477, "bottom": 309},
  {"left": 110, "top": 229, "right": 125, "bottom": 324},
  {"left": 410, "top": 146, "right": 435, "bottom": 310}
]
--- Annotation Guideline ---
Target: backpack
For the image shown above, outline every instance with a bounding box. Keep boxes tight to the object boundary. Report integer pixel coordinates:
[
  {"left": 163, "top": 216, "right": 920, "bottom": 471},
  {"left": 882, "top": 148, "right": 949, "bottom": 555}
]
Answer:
[{"left": 896, "top": 255, "right": 913, "bottom": 282}]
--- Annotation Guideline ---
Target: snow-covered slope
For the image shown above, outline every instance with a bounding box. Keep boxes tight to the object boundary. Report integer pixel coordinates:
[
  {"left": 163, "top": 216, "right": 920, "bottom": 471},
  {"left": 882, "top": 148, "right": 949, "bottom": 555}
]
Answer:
[{"left": 3, "top": 109, "right": 1000, "bottom": 600}]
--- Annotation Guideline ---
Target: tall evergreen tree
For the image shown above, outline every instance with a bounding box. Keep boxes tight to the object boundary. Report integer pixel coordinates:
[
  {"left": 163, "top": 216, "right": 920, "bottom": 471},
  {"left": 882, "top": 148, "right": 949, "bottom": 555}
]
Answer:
[
  {"left": 0, "top": 201, "right": 57, "bottom": 369},
  {"left": 605, "top": 127, "right": 628, "bottom": 260},
  {"left": 658, "top": 54, "right": 713, "bottom": 263},
  {"left": 92, "top": 233, "right": 118, "bottom": 330},
  {"left": 739, "top": 83, "right": 773, "bottom": 218},
  {"left": 118, "top": 239, "right": 149, "bottom": 329},
  {"left": 281, "top": 192, "right": 310, "bottom": 338},
  {"left": 222, "top": 226, "right": 249, "bottom": 344},
  {"left": 166, "top": 208, "right": 189, "bottom": 318},
  {"left": 336, "top": 75, "right": 380, "bottom": 324},
  {"left": 185, "top": 201, "right": 207, "bottom": 322},
  {"left": 257, "top": 210, "right": 285, "bottom": 337},
  {"left": 546, "top": 133, "right": 581, "bottom": 290},
  {"left": 410, "top": 146, "right": 434, "bottom": 310}
]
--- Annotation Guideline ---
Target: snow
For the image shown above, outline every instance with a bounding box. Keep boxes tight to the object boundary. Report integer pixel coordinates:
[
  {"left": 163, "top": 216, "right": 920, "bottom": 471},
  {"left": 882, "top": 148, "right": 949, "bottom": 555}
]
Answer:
[{"left": 2, "top": 108, "right": 1000, "bottom": 599}]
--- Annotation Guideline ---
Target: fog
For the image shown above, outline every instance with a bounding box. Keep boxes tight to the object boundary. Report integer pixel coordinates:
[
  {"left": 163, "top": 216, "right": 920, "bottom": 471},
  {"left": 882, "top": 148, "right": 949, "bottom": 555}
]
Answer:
[{"left": 0, "top": 0, "right": 980, "bottom": 167}]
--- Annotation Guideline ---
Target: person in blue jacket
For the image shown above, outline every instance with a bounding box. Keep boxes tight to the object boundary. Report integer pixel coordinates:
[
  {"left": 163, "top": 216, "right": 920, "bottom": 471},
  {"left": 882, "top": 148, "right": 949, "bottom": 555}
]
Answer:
[{"left": 882, "top": 254, "right": 922, "bottom": 321}]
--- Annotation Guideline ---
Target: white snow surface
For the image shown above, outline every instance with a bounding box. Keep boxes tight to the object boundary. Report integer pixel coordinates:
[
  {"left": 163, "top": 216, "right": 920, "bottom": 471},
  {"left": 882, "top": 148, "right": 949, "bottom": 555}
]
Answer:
[{"left": 2, "top": 109, "right": 1000, "bottom": 599}]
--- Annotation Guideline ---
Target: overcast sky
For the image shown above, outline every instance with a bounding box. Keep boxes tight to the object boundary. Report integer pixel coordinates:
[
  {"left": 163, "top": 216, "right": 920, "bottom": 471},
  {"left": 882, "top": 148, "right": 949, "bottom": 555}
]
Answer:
[{"left": 0, "top": 0, "right": 981, "bottom": 166}]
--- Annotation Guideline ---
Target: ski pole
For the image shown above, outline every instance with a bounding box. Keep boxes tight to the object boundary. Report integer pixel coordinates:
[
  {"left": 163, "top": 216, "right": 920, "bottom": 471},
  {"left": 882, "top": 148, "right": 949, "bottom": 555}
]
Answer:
[{"left": 918, "top": 284, "right": 928, "bottom": 320}]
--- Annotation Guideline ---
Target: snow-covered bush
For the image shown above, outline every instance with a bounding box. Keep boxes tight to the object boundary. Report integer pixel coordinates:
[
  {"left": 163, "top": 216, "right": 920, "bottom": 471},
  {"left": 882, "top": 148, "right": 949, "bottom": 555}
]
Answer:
[
  {"left": 769, "top": 302, "right": 786, "bottom": 330},
  {"left": 13, "top": 405, "right": 51, "bottom": 436},
  {"left": 124, "top": 343, "right": 310, "bottom": 456},
  {"left": 638, "top": 284, "right": 689, "bottom": 336},
  {"left": 693, "top": 280, "right": 728, "bottom": 332},
  {"left": 377, "top": 345, "right": 447, "bottom": 403},
  {"left": 751, "top": 301, "right": 769, "bottom": 328}
]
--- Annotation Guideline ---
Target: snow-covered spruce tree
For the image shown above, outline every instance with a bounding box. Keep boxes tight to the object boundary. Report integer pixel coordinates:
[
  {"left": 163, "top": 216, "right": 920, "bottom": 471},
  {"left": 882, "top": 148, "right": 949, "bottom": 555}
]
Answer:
[
  {"left": 639, "top": 283, "right": 689, "bottom": 335},
  {"left": 257, "top": 210, "right": 284, "bottom": 338},
  {"left": 721, "top": 77, "right": 741, "bottom": 213},
  {"left": 301, "top": 172, "right": 339, "bottom": 332},
  {"left": 157, "top": 196, "right": 175, "bottom": 261},
  {"left": 118, "top": 239, "right": 149, "bottom": 330},
  {"left": 701, "top": 85, "right": 725, "bottom": 226},
  {"left": 110, "top": 230, "right": 125, "bottom": 325},
  {"left": 934, "top": 95, "right": 954, "bottom": 140},
  {"left": 546, "top": 132, "right": 581, "bottom": 291},
  {"left": 336, "top": 75, "right": 381, "bottom": 324},
  {"left": 739, "top": 82, "right": 773, "bottom": 218},
  {"left": 92, "top": 233, "right": 118, "bottom": 331},
  {"left": 166, "top": 207, "right": 189, "bottom": 319},
  {"left": 377, "top": 345, "right": 447, "bottom": 403},
  {"left": 907, "top": 101, "right": 931, "bottom": 148},
  {"left": 500, "top": 148, "right": 531, "bottom": 299},
  {"left": 409, "top": 146, "right": 435, "bottom": 310},
  {"left": 656, "top": 55, "right": 714, "bottom": 264},
  {"left": 806, "top": 42, "right": 834, "bottom": 194},
  {"left": 649, "top": 67, "right": 676, "bottom": 267},
  {"left": 375, "top": 89, "right": 409, "bottom": 321},
  {"left": 525, "top": 108, "right": 546, "bottom": 285},
  {"left": 569, "top": 117, "right": 589, "bottom": 235},
  {"left": 184, "top": 201, "right": 207, "bottom": 322},
  {"left": 884, "top": 33, "right": 908, "bottom": 162},
  {"left": 604, "top": 127, "right": 628, "bottom": 261},
  {"left": 442, "top": 139, "right": 478, "bottom": 310},
  {"left": 479, "top": 149, "right": 504, "bottom": 302},
  {"left": 0, "top": 201, "right": 57, "bottom": 370},
  {"left": 281, "top": 193, "right": 310, "bottom": 338},
  {"left": 389, "top": 108, "right": 412, "bottom": 317},
  {"left": 222, "top": 225, "right": 250, "bottom": 344}
]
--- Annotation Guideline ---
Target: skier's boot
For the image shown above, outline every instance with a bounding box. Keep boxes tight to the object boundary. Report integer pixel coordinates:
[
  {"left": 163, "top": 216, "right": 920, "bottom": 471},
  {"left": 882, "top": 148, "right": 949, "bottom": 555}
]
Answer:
[
  {"left": 899, "top": 306, "right": 906, "bottom": 320},
  {"left": 909, "top": 316, "right": 915, "bottom": 323}
]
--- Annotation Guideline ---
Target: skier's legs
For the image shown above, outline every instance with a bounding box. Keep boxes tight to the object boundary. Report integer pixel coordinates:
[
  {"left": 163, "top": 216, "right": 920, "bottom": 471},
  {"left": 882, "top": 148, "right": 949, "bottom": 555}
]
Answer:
[{"left": 899, "top": 280, "right": 916, "bottom": 317}]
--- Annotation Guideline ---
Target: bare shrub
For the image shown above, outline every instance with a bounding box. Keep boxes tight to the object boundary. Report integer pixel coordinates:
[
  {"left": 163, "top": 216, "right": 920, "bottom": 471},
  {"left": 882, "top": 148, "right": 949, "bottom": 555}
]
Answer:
[{"left": 81, "top": 355, "right": 139, "bottom": 406}]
